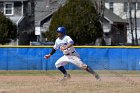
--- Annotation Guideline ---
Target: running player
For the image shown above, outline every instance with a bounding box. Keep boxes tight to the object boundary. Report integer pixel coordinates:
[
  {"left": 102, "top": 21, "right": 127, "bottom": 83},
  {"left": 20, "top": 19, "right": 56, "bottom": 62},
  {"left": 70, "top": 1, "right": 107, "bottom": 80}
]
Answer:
[{"left": 44, "top": 27, "right": 100, "bottom": 81}]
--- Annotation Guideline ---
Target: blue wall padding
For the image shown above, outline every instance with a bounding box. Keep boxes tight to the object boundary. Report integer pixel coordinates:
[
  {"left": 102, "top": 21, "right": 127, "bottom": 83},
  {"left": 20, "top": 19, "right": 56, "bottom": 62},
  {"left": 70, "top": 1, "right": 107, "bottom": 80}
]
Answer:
[{"left": 0, "top": 47, "right": 140, "bottom": 70}]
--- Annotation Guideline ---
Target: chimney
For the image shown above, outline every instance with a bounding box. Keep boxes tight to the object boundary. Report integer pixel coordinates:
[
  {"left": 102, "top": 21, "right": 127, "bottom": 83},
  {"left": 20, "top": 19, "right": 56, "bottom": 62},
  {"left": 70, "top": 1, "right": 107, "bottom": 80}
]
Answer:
[{"left": 46, "top": 0, "right": 50, "bottom": 7}]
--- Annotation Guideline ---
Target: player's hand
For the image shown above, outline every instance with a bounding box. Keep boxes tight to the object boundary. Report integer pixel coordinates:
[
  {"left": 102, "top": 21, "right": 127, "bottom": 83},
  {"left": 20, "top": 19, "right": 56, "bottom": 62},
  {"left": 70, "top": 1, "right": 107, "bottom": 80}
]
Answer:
[
  {"left": 60, "top": 46, "right": 67, "bottom": 51},
  {"left": 44, "top": 54, "right": 51, "bottom": 59}
]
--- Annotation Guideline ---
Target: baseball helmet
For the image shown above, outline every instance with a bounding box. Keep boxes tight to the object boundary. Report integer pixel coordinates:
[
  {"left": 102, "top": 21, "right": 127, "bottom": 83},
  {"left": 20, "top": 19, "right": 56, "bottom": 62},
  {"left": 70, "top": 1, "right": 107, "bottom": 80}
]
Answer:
[{"left": 56, "top": 27, "right": 66, "bottom": 34}]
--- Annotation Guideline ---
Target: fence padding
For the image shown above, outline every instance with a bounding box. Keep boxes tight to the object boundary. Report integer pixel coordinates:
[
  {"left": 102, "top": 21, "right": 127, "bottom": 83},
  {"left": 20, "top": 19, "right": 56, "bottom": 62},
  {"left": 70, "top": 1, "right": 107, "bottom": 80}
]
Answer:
[{"left": 0, "top": 47, "right": 140, "bottom": 70}]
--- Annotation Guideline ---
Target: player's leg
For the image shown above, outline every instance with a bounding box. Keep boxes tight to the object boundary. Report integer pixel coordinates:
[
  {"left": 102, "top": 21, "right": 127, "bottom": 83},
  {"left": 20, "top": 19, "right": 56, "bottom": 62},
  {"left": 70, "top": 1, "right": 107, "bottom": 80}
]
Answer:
[
  {"left": 57, "top": 66, "right": 67, "bottom": 77},
  {"left": 68, "top": 56, "right": 100, "bottom": 80},
  {"left": 85, "top": 65, "right": 100, "bottom": 80},
  {"left": 55, "top": 56, "right": 71, "bottom": 80}
]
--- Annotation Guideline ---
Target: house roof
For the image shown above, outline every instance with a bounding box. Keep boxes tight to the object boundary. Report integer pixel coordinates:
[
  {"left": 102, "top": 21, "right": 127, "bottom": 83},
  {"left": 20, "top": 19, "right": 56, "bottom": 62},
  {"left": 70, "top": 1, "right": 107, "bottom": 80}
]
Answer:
[
  {"left": 9, "top": 16, "right": 24, "bottom": 25},
  {"left": 91, "top": 0, "right": 128, "bottom": 23},
  {"left": 35, "top": 0, "right": 58, "bottom": 26},
  {"left": 105, "top": 0, "right": 140, "bottom": 3},
  {"left": 104, "top": 8, "right": 127, "bottom": 23},
  {"left": 35, "top": 0, "right": 66, "bottom": 26},
  {"left": 0, "top": 0, "right": 28, "bottom": 1}
]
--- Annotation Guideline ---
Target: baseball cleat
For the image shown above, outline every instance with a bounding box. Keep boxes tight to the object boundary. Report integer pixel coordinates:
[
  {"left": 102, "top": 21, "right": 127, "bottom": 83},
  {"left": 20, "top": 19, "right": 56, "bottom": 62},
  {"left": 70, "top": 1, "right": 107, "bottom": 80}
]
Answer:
[
  {"left": 60, "top": 74, "right": 71, "bottom": 81},
  {"left": 95, "top": 74, "right": 101, "bottom": 81}
]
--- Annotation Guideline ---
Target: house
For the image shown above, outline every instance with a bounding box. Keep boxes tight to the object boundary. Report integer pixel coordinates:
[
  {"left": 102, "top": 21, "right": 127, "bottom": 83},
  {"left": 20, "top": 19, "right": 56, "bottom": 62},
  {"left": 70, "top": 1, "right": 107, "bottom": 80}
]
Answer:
[
  {"left": 92, "top": 0, "right": 128, "bottom": 45},
  {"left": 34, "top": 0, "right": 67, "bottom": 42},
  {"left": 102, "top": 8, "right": 128, "bottom": 45},
  {"left": 95, "top": 8, "right": 128, "bottom": 46},
  {"left": 0, "top": 0, "right": 35, "bottom": 45},
  {"left": 104, "top": 0, "right": 140, "bottom": 44}
]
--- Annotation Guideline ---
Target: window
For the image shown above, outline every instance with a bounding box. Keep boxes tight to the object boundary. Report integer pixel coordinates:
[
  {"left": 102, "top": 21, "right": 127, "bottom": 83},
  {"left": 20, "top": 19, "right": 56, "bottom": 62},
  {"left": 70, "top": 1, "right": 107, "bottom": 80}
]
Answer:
[
  {"left": 137, "top": 2, "right": 140, "bottom": 10},
  {"left": 0, "top": 2, "right": 3, "bottom": 7},
  {"left": 109, "top": 2, "right": 114, "bottom": 12},
  {"left": 4, "top": 2, "right": 14, "bottom": 15},
  {"left": 124, "top": 2, "right": 128, "bottom": 12},
  {"left": 130, "top": 2, "right": 136, "bottom": 10},
  {"left": 28, "top": 2, "right": 32, "bottom": 16}
]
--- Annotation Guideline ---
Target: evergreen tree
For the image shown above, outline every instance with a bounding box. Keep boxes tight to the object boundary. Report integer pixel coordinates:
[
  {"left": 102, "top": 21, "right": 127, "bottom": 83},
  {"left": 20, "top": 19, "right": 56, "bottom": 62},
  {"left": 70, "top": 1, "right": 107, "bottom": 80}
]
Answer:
[
  {"left": 46, "top": 0, "right": 103, "bottom": 45},
  {"left": 0, "top": 12, "right": 17, "bottom": 45}
]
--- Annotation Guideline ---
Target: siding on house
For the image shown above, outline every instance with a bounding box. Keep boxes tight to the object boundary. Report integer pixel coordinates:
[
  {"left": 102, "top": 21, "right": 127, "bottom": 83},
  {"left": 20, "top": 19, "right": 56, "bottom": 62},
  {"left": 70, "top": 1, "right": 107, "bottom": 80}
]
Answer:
[
  {"left": 0, "top": 0, "right": 35, "bottom": 45},
  {"left": 105, "top": 0, "right": 140, "bottom": 43}
]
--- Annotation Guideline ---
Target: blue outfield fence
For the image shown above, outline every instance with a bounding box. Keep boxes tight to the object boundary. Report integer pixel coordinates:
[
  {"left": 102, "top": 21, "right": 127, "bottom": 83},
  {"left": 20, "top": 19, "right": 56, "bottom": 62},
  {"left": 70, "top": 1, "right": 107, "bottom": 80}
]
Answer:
[{"left": 0, "top": 46, "right": 140, "bottom": 70}]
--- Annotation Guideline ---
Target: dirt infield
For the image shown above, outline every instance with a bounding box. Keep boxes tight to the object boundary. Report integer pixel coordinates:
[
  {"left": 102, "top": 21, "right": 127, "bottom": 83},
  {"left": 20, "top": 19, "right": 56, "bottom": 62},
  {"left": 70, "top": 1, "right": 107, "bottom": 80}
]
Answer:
[{"left": 0, "top": 70, "right": 139, "bottom": 93}]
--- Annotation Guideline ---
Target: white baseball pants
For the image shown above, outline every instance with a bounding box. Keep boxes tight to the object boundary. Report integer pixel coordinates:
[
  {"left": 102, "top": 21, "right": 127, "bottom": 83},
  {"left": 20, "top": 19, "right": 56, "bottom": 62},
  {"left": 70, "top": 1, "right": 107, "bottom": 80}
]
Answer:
[{"left": 55, "top": 52, "right": 87, "bottom": 69}]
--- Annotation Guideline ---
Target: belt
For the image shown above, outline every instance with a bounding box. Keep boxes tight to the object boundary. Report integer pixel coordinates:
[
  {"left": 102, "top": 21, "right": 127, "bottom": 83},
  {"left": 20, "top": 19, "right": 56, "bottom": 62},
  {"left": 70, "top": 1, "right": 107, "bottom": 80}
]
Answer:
[{"left": 65, "top": 51, "right": 75, "bottom": 55}]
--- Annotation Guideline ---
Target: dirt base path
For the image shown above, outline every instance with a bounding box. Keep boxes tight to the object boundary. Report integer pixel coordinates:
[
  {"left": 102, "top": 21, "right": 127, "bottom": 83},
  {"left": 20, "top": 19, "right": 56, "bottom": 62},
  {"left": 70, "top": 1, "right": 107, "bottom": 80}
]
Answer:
[{"left": 0, "top": 75, "right": 139, "bottom": 93}]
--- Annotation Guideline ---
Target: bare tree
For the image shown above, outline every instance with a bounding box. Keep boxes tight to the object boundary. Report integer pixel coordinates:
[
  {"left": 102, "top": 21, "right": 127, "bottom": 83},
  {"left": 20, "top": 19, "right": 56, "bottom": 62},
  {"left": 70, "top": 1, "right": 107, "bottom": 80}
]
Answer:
[
  {"left": 134, "top": 0, "right": 138, "bottom": 45},
  {"left": 128, "top": 0, "right": 135, "bottom": 45},
  {"left": 94, "top": 0, "right": 105, "bottom": 18}
]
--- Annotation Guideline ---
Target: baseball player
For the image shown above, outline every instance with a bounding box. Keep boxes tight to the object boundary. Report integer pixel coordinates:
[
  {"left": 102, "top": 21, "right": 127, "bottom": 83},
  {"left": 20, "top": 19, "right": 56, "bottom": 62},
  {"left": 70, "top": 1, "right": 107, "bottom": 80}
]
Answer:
[{"left": 44, "top": 27, "right": 100, "bottom": 81}]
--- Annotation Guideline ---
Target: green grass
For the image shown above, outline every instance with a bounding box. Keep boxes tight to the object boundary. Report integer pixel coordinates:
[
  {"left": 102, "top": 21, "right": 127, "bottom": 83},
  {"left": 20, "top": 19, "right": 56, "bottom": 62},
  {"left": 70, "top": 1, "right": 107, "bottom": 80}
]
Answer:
[
  {"left": 0, "top": 70, "right": 55, "bottom": 76},
  {"left": 0, "top": 70, "right": 139, "bottom": 77}
]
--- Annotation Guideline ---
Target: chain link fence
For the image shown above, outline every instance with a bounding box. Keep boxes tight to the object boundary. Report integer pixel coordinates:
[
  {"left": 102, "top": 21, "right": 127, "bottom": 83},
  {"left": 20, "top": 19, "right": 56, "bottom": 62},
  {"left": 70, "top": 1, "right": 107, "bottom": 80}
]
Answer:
[{"left": 0, "top": 46, "right": 140, "bottom": 70}]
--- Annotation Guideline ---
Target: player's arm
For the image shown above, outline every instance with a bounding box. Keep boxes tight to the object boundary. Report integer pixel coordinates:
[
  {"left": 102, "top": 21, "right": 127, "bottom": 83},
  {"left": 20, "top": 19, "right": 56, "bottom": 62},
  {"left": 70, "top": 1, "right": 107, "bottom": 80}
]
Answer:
[
  {"left": 50, "top": 48, "right": 56, "bottom": 55},
  {"left": 44, "top": 48, "right": 56, "bottom": 59},
  {"left": 44, "top": 41, "right": 58, "bottom": 59},
  {"left": 61, "top": 42, "right": 73, "bottom": 51},
  {"left": 61, "top": 38, "right": 74, "bottom": 51}
]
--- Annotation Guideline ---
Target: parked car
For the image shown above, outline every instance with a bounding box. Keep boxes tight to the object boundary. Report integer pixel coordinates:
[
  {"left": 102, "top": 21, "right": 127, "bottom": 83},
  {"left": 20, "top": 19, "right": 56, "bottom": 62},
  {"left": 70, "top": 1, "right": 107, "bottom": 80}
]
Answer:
[{"left": 30, "top": 42, "right": 54, "bottom": 46}]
